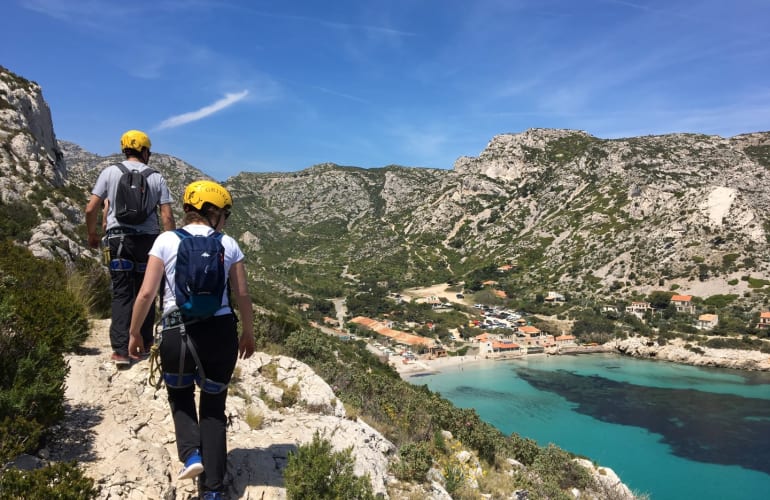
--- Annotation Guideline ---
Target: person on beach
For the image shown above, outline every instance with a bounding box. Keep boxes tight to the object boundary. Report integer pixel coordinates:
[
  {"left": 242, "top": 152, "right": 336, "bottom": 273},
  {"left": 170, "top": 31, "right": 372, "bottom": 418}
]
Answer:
[
  {"left": 128, "top": 180, "right": 255, "bottom": 500},
  {"left": 85, "top": 129, "right": 176, "bottom": 366}
]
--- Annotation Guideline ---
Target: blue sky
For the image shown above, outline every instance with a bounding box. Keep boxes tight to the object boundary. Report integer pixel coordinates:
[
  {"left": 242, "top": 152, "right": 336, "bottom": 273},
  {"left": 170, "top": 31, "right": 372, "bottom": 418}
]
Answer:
[{"left": 3, "top": 0, "right": 769, "bottom": 180}]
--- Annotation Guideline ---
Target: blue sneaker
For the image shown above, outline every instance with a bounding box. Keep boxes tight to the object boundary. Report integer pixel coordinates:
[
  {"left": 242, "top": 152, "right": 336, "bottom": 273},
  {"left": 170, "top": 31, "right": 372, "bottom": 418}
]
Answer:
[
  {"left": 177, "top": 449, "right": 204, "bottom": 480},
  {"left": 202, "top": 492, "right": 224, "bottom": 500}
]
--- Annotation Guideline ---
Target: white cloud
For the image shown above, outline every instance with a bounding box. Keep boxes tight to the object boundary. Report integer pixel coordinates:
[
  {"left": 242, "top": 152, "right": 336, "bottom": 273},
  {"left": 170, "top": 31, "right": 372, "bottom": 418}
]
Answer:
[{"left": 155, "top": 91, "right": 249, "bottom": 130}]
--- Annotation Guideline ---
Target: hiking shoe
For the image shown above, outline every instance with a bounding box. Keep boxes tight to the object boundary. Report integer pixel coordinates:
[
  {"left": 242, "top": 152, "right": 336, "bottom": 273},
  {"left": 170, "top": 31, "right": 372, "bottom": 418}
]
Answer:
[
  {"left": 178, "top": 450, "right": 204, "bottom": 480},
  {"left": 130, "top": 348, "right": 151, "bottom": 362},
  {"left": 202, "top": 491, "right": 224, "bottom": 500},
  {"left": 111, "top": 352, "right": 130, "bottom": 367}
]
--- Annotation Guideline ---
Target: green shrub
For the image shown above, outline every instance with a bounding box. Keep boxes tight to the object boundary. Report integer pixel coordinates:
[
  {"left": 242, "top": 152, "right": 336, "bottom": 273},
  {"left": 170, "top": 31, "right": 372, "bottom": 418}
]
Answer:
[
  {"left": 532, "top": 444, "right": 593, "bottom": 491},
  {"left": 284, "top": 431, "right": 375, "bottom": 499},
  {"left": 507, "top": 432, "right": 541, "bottom": 466},
  {"left": 70, "top": 258, "right": 111, "bottom": 318},
  {"left": 0, "top": 242, "right": 88, "bottom": 462},
  {"left": 0, "top": 200, "right": 39, "bottom": 241},
  {"left": 393, "top": 441, "right": 433, "bottom": 481},
  {"left": 0, "top": 417, "right": 43, "bottom": 464},
  {"left": 0, "top": 343, "right": 68, "bottom": 442},
  {"left": 0, "top": 461, "right": 98, "bottom": 499}
]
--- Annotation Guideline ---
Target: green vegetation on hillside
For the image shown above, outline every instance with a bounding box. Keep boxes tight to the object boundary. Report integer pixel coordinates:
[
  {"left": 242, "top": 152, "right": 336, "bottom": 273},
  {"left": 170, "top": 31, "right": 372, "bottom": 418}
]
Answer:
[
  {"left": 255, "top": 314, "right": 597, "bottom": 499},
  {"left": 0, "top": 240, "right": 99, "bottom": 497}
]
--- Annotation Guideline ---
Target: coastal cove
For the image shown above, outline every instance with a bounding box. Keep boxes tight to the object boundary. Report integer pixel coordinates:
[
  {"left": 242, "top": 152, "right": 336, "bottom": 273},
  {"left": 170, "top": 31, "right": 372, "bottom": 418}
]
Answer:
[{"left": 404, "top": 353, "right": 770, "bottom": 500}]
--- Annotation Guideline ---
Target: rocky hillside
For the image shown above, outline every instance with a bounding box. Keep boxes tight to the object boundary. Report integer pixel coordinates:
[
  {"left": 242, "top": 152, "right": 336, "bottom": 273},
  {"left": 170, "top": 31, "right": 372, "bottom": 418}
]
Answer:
[
  {"left": 4, "top": 65, "right": 770, "bottom": 309},
  {"left": 226, "top": 130, "right": 770, "bottom": 308}
]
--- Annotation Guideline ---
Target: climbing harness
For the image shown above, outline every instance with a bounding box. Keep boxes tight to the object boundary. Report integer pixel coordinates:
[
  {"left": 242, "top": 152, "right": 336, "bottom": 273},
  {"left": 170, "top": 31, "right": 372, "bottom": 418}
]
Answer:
[
  {"left": 105, "top": 229, "right": 148, "bottom": 272},
  {"left": 150, "top": 310, "right": 228, "bottom": 394}
]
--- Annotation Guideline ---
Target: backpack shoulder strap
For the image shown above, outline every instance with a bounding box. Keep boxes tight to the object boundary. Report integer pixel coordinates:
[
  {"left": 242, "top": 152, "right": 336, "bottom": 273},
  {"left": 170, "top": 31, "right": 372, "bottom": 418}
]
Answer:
[
  {"left": 174, "top": 228, "right": 192, "bottom": 240},
  {"left": 116, "top": 163, "right": 130, "bottom": 174},
  {"left": 141, "top": 168, "right": 159, "bottom": 179}
]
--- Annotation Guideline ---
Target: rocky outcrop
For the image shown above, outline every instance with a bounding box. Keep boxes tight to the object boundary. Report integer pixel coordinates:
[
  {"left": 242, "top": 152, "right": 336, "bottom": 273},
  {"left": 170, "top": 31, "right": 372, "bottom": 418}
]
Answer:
[
  {"left": 611, "top": 336, "right": 770, "bottom": 371},
  {"left": 48, "top": 320, "right": 397, "bottom": 499},
  {"left": 0, "top": 67, "right": 83, "bottom": 260}
]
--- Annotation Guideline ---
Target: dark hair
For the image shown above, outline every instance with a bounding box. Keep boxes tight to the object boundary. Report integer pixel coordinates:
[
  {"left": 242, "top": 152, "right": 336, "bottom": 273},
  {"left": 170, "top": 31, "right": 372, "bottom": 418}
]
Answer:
[
  {"left": 182, "top": 203, "right": 224, "bottom": 225},
  {"left": 122, "top": 148, "right": 144, "bottom": 158}
]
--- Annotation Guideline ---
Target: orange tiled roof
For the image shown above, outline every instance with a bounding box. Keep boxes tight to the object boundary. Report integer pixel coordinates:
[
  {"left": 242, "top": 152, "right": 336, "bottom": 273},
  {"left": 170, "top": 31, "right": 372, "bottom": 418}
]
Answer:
[
  {"left": 518, "top": 325, "right": 541, "bottom": 335},
  {"left": 350, "top": 316, "right": 435, "bottom": 347},
  {"left": 491, "top": 341, "right": 520, "bottom": 350},
  {"left": 493, "top": 289, "right": 507, "bottom": 298},
  {"left": 671, "top": 294, "right": 692, "bottom": 302},
  {"left": 555, "top": 335, "right": 576, "bottom": 341},
  {"left": 760, "top": 312, "right": 770, "bottom": 319},
  {"left": 698, "top": 314, "right": 718, "bottom": 322}
]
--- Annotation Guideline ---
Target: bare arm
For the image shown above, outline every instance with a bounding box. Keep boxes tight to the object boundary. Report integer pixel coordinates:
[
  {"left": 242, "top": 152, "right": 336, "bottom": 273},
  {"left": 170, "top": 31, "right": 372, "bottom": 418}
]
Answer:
[
  {"left": 101, "top": 199, "right": 109, "bottom": 232},
  {"left": 85, "top": 194, "right": 104, "bottom": 248},
  {"left": 229, "top": 260, "right": 255, "bottom": 359},
  {"left": 128, "top": 255, "right": 164, "bottom": 356},
  {"left": 159, "top": 203, "right": 176, "bottom": 231}
]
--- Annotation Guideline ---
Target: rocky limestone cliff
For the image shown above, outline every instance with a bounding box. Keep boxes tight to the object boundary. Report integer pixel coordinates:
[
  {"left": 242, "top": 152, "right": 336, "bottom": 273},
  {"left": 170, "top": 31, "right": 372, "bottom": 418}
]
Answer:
[
  {"left": 611, "top": 336, "right": 770, "bottom": 371},
  {"left": 0, "top": 66, "right": 83, "bottom": 260}
]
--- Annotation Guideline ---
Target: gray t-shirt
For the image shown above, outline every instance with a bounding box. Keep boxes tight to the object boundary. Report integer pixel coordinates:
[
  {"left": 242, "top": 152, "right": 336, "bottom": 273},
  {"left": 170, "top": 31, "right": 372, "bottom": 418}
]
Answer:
[{"left": 91, "top": 160, "right": 173, "bottom": 234}]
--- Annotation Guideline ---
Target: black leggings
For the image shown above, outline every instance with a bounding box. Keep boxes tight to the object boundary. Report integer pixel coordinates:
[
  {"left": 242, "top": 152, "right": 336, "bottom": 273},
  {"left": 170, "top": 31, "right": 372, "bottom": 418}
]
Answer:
[
  {"left": 159, "top": 314, "right": 239, "bottom": 492},
  {"left": 108, "top": 233, "right": 157, "bottom": 355}
]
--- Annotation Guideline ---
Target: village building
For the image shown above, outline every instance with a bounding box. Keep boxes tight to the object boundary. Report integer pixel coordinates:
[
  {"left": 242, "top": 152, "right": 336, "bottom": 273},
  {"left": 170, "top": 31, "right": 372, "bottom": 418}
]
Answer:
[
  {"left": 670, "top": 294, "right": 695, "bottom": 314},
  {"left": 491, "top": 339, "right": 521, "bottom": 354},
  {"left": 544, "top": 291, "right": 566, "bottom": 303},
  {"left": 349, "top": 316, "right": 436, "bottom": 349},
  {"left": 555, "top": 334, "right": 577, "bottom": 347},
  {"left": 696, "top": 314, "right": 719, "bottom": 330},
  {"left": 758, "top": 311, "right": 770, "bottom": 330},
  {"left": 625, "top": 301, "right": 653, "bottom": 320}
]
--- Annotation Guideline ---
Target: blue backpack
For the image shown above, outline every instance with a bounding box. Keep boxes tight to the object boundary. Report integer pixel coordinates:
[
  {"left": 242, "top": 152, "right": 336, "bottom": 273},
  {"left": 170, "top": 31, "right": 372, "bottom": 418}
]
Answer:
[{"left": 173, "top": 228, "right": 227, "bottom": 320}]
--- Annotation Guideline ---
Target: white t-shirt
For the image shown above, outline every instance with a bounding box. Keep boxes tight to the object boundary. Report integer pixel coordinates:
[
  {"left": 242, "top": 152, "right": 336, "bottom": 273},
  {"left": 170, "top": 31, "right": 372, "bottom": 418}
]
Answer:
[{"left": 149, "top": 224, "right": 245, "bottom": 316}]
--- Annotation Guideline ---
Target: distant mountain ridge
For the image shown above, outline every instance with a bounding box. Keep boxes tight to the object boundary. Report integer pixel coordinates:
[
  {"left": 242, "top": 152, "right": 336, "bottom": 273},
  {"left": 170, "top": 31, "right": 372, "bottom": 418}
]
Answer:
[{"left": 3, "top": 64, "right": 770, "bottom": 308}]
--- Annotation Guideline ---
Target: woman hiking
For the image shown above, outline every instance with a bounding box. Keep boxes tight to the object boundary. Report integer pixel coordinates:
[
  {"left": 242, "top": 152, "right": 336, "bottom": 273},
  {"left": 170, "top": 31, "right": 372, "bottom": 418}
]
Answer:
[{"left": 129, "top": 180, "right": 255, "bottom": 500}]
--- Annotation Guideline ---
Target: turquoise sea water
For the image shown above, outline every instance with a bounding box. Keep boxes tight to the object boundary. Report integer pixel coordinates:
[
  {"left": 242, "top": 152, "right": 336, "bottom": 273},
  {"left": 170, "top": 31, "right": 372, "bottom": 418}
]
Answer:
[{"left": 410, "top": 354, "right": 770, "bottom": 500}]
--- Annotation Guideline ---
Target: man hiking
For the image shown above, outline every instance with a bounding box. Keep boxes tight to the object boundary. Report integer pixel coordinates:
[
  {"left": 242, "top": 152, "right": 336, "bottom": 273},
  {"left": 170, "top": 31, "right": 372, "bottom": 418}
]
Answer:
[{"left": 85, "top": 129, "right": 176, "bottom": 366}]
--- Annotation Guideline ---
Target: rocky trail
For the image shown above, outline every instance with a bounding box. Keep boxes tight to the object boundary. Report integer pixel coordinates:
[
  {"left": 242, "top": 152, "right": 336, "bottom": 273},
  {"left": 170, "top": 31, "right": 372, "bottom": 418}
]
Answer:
[{"left": 46, "top": 319, "right": 394, "bottom": 500}]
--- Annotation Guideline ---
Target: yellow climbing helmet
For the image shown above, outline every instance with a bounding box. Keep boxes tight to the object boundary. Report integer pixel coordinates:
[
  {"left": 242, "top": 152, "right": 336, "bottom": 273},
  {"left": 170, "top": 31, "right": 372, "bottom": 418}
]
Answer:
[
  {"left": 183, "top": 180, "right": 233, "bottom": 210},
  {"left": 120, "top": 130, "right": 152, "bottom": 151}
]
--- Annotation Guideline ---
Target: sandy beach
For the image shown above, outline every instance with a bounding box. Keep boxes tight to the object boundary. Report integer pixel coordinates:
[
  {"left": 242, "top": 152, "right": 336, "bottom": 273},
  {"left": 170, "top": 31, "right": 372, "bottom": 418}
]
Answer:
[{"left": 391, "top": 353, "right": 503, "bottom": 379}]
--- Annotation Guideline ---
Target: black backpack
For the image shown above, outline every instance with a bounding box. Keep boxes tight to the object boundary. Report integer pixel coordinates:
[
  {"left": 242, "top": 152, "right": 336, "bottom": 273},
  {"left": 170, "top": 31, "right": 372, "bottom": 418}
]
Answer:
[{"left": 114, "top": 163, "right": 159, "bottom": 225}]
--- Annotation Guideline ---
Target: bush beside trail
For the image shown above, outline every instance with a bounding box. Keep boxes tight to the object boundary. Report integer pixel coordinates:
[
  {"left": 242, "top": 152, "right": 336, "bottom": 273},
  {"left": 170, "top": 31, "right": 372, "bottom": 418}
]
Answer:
[{"left": 0, "top": 240, "right": 98, "bottom": 497}]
